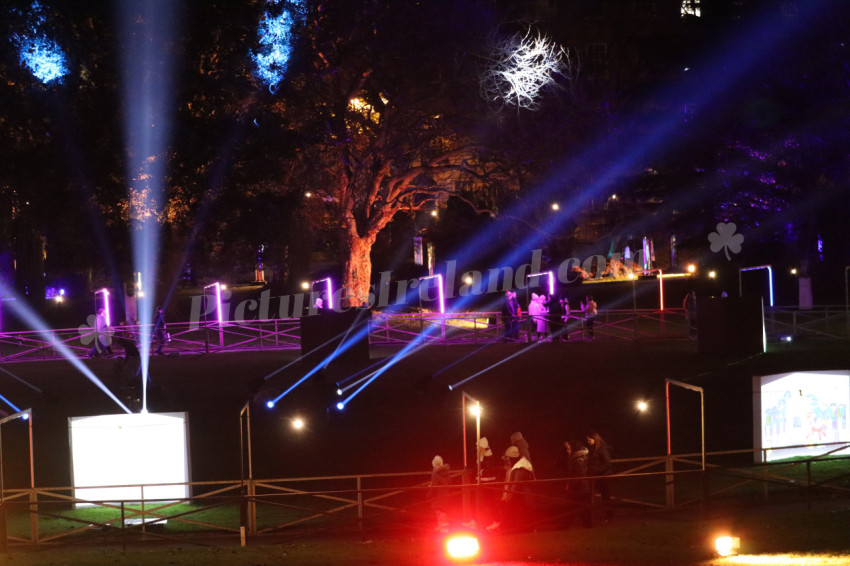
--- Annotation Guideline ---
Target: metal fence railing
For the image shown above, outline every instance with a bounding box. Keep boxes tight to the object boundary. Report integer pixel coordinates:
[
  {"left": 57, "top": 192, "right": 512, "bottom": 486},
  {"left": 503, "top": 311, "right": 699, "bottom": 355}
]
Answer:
[
  {"left": 3, "top": 443, "right": 849, "bottom": 548},
  {"left": 1, "top": 307, "right": 847, "bottom": 363}
]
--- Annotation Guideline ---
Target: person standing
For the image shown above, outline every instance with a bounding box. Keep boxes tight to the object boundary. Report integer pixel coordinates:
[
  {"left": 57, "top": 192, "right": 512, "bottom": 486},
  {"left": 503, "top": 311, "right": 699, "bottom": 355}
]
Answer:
[
  {"left": 560, "top": 297, "right": 571, "bottom": 341},
  {"left": 486, "top": 445, "right": 535, "bottom": 532},
  {"left": 504, "top": 290, "right": 520, "bottom": 341},
  {"left": 510, "top": 431, "right": 532, "bottom": 462},
  {"left": 88, "top": 308, "right": 113, "bottom": 358},
  {"left": 683, "top": 290, "right": 697, "bottom": 339},
  {"left": 582, "top": 295, "right": 598, "bottom": 340},
  {"left": 586, "top": 430, "right": 613, "bottom": 523},
  {"left": 153, "top": 306, "right": 168, "bottom": 355},
  {"left": 565, "top": 439, "right": 592, "bottom": 527},
  {"left": 429, "top": 455, "right": 452, "bottom": 532}
]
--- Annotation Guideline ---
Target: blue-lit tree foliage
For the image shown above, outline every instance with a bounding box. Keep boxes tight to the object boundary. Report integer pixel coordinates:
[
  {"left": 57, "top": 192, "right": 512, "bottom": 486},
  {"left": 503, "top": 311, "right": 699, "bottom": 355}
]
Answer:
[
  {"left": 11, "top": 1, "right": 69, "bottom": 84},
  {"left": 251, "top": 0, "right": 306, "bottom": 92}
]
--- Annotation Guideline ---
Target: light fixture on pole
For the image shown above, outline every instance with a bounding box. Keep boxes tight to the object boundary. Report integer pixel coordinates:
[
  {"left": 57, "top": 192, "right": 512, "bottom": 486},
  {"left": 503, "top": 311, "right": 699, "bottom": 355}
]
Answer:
[{"left": 461, "top": 392, "right": 482, "bottom": 484}]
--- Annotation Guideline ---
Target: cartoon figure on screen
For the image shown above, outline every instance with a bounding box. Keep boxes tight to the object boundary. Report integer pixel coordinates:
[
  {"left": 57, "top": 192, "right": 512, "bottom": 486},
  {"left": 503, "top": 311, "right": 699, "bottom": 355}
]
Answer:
[{"left": 806, "top": 410, "right": 827, "bottom": 443}]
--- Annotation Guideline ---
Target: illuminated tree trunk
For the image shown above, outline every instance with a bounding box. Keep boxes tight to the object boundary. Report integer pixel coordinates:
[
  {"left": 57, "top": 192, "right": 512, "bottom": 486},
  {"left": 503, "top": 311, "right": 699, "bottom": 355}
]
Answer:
[{"left": 341, "top": 232, "right": 377, "bottom": 308}]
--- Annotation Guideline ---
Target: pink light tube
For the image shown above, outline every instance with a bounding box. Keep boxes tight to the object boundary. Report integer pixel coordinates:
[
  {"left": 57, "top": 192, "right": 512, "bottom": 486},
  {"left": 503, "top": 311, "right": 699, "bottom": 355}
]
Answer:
[
  {"left": 312, "top": 278, "right": 334, "bottom": 310},
  {"left": 526, "top": 272, "right": 555, "bottom": 296},
  {"left": 95, "top": 288, "right": 111, "bottom": 327},
  {"left": 202, "top": 282, "right": 223, "bottom": 324},
  {"left": 418, "top": 274, "right": 445, "bottom": 313}
]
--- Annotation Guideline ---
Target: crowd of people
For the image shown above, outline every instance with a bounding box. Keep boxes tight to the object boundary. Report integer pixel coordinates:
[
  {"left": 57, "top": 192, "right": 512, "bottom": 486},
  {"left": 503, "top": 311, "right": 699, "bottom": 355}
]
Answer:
[
  {"left": 428, "top": 430, "right": 614, "bottom": 533},
  {"left": 503, "top": 290, "right": 598, "bottom": 342}
]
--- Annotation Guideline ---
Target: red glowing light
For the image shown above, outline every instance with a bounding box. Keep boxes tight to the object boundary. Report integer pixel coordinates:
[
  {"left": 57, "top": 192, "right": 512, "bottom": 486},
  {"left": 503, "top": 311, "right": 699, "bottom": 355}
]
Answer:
[{"left": 445, "top": 533, "right": 480, "bottom": 561}]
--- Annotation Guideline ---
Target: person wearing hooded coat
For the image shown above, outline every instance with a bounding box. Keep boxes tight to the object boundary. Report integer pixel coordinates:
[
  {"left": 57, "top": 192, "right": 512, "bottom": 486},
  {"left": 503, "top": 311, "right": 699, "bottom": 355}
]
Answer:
[{"left": 487, "top": 445, "right": 535, "bottom": 531}]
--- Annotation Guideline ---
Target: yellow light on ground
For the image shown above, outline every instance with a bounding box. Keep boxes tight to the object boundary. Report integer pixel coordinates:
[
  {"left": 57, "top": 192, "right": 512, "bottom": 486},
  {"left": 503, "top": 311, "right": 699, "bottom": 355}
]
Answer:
[
  {"left": 687, "top": 264, "right": 696, "bottom": 273},
  {"left": 708, "top": 270, "right": 717, "bottom": 279},
  {"left": 713, "top": 554, "right": 850, "bottom": 565},
  {"left": 637, "top": 400, "right": 648, "bottom": 412},
  {"left": 292, "top": 417, "right": 305, "bottom": 430},
  {"left": 445, "top": 533, "right": 480, "bottom": 561},
  {"left": 716, "top": 535, "right": 741, "bottom": 557}
]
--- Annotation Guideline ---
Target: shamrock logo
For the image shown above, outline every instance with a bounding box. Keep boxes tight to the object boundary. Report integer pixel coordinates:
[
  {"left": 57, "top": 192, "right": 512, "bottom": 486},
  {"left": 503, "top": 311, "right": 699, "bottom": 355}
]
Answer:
[
  {"left": 78, "top": 315, "right": 114, "bottom": 347},
  {"left": 708, "top": 222, "right": 744, "bottom": 260}
]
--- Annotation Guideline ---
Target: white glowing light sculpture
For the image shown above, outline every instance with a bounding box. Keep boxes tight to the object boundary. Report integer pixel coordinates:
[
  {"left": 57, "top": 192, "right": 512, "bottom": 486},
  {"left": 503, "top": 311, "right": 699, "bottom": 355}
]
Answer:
[
  {"left": 481, "top": 29, "right": 568, "bottom": 110},
  {"left": 69, "top": 412, "right": 190, "bottom": 504}
]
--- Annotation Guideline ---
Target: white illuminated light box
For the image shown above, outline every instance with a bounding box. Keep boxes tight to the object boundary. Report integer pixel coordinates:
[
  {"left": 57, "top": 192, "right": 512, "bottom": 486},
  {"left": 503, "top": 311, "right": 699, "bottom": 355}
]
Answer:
[
  {"left": 69, "top": 412, "right": 190, "bottom": 504},
  {"left": 753, "top": 371, "right": 850, "bottom": 462}
]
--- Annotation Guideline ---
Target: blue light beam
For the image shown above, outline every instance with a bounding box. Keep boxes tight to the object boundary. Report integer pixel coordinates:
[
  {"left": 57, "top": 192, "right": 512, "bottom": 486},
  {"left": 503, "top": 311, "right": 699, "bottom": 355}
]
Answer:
[
  {"left": 120, "top": 0, "right": 180, "bottom": 412},
  {"left": 0, "top": 285, "right": 131, "bottom": 414}
]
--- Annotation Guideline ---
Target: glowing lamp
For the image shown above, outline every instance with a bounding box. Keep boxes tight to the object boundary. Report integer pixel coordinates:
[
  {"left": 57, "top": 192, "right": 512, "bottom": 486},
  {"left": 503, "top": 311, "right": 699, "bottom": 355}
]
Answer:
[
  {"left": 266, "top": 401, "right": 275, "bottom": 409},
  {"left": 445, "top": 533, "right": 480, "bottom": 562},
  {"left": 790, "top": 268, "right": 798, "bottom": 275},
  {"left": 336, "top": 388, "right": 343, "bottom": 396},
  {"left": 22, "top": 413, "right": 29, "bottom": 421},
  {"left": 687, "top": 264, "right": 696, "bottom": 273},
  {"left": 714, "top": 535, "right": 740, "bottom": 557},
  {"left": 551, "top": 202, "right": 560, "bottom": 211},
  {"left": 220, "top": 284, "right": 228, "bottom": 291},
  {"left": 292, "top": 417, "right": 304, "bottom": 430},
  {"left": 305, "top": 191, "right": 312, "bottom": 198},
  {"left": 300, "top": 281, "right": 310, "bottom": 290},
  {"left": 463, "top": 275, "right": 474, "bottom": 285},
  {"left": 637, "top": 400, "right": 648, "bottom": 412},
  {"left": 708, "top": 270, "right": 717, "bottom": 279},
  {"left": 336, "top": 402, "right": 345, "bottom": 411},
  {"left": 430, "top": 210, "right": 438, "bottom": 217},
  {"left": 469, "top": 404, "right": 481, "bottom": 417}
]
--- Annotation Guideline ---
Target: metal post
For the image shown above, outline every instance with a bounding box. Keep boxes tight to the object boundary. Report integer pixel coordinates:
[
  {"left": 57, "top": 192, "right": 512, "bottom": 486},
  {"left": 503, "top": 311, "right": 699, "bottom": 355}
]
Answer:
[
  {"left": 28, "top": 412, "right": 37, "bottom": 543},
  {"left": 665, "top": 379, "right": 705, "bottom": 509}
]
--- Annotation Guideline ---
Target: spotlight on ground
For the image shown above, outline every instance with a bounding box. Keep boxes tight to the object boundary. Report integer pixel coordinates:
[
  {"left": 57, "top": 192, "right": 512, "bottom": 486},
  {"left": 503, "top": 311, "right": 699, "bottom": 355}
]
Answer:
[
  {"left": 715, "top": 535, "right": 740, "bottom": 557},
  {"left": 444, "top": 532, "right": 480, "bottom": 562}
]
